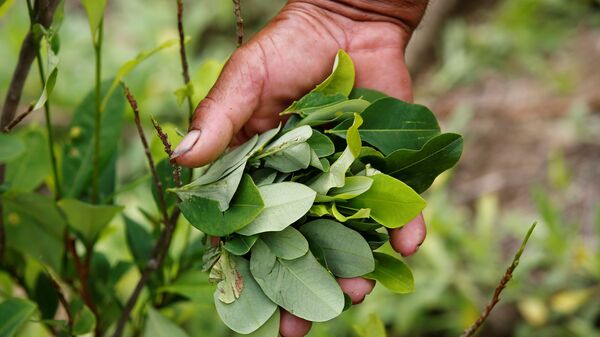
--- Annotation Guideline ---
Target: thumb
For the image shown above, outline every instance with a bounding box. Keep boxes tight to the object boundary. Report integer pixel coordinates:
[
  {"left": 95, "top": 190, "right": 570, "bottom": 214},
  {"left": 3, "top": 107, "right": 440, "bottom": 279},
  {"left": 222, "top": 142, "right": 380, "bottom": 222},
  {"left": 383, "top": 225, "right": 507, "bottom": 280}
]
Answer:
[{"left": 173, "top": 46, "right": 266, "bottom": 167}]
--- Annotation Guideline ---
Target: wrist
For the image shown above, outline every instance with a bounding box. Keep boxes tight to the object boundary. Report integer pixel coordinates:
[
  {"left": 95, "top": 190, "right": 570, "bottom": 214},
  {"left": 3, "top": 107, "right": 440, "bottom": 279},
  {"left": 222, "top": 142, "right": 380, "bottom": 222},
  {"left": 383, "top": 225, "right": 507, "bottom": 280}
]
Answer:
[{"left": 287, "top": 0, "right": 428, "bottom": 33}]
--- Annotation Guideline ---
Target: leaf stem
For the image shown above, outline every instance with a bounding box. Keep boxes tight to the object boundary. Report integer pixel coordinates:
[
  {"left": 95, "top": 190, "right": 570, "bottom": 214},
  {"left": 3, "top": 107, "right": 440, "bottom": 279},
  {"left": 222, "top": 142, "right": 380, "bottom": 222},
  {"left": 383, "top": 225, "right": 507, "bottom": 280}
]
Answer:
[
  {"left": 92, "top": 19, "right": 104, "bottom": 204},
  {"left": 459, "top": 222, "right": 537, "bottom": 337}
]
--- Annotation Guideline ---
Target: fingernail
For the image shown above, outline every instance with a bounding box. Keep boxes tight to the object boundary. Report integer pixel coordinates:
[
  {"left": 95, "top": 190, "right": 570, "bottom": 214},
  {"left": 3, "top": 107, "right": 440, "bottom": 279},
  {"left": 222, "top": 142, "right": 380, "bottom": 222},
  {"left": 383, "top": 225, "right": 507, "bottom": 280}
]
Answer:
[{"left": 171, "top": 129, "right": 201, "bottom": 159}]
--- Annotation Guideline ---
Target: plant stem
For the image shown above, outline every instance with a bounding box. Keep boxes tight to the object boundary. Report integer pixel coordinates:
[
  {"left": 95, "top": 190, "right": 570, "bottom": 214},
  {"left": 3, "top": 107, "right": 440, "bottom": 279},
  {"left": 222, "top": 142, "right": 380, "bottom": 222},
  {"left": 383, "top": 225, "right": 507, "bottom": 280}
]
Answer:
[
  {"left": 232, "top": 0, "right": 244, "bottom": 47},
  {"left": 92, "top": 19, "right": 104, "bottom": 204},
  {"left": 459, "top": 223, "right": 537, "bottom": 337},
  {"left": 176, "top": 0, "right": 193, "bottom": 120}
]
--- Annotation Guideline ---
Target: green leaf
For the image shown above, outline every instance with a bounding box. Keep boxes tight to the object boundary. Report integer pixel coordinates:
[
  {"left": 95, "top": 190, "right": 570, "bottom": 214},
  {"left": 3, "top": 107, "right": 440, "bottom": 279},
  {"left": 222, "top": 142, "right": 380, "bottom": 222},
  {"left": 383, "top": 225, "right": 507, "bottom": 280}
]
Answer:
[
  {"left": 209, "top": 250, "right": 244, "bottom": 304},
  {"left": 331, "top": 204, "right": 371, "bottom": 222},
  {"left": 180, "top": 175, "right": 264, "bottom": 236},
  {"left": 159, "top": 269, "right": 213, "bottom": 303},
  {"left": 250, "top": 241, "right": 344, "bottom": 322},
  {"left": 251, "top": 168, "right": 278, "bottom": 187},
  {"left": 144, "top": 307, "right": 189, "bottom": 337},
  {"left": 101, "top": 38, "right": 180, "bottom": 111},
  {"left": 174, "top": 82, "right": 194, "bottom": 106},
  {"left": 260, "top": 227, "right": 308, "bottom": 260},
  {"left": 235, "top": 308, "right": 279, "bottom": 337},
  {"left": 282, "top": 92, "right": 346, "bottom": 116},
  {"left": 349, "top": 88, "right": 388, "bottom": 103},
  {"left": 0, "top": 0, "right": 16, "bottom": 18},
  {"left": 330, "top": 97, "right": 440, "bottom": 155},
  {"left": 347, "top": 174, "right": 425, "bottom": 228},
  {"left": 365, "top": 133, "right": 464, "bottom": 193},
  {"left": 191, "top": 58, "right": 224, "bottom": 103},
  {"left": 31, "top": 39, "right": 59, "bottom": 112},
  {"left": 123, "top": 215, "right": 154, "bottom": 269},
  {"left": 57, "top": 199, "right": 123, "bottom": 246},
  {"left": 3, "top": 192, "right": 65, "bottom": 271},
  {"left": 364, "top": 252, "right": 414, "bottom": 293},
  {"left": 0, "top": 298, "right": 36, "bottom": 337},
  {"left": 152, "top": 158, "right": 191, "bottom": 210},
  {"left": 255, "top": 126, "right": 312, "bottom": 159},
  {"left": 315, "top": 176, "right": 373, "bottom": 202},
  {"left": 62, "top": 79, "right": 125, "bottom": 199},
  {"left": 215, "top": 256, "right": 277, "bottom": 334},
  {"left": 80, "top": 0, "right": 107, "bottom": 40},
  {"left": 307, "top": 130, "right": 334, "bottom": 157},
  {"left": 5, "top": 129, "right": 50, "bottom": 192},
  {"left": 296, "top": 99, "right": 369, "bottom": 127},
  {"left": 314, "top": 50, "right": 355, "bottom": 96},
  {"left": 300, "top": 219, "right": 374, "bottom": 277},
  {"left": 309, "top": 114, "right": 363, "bottom": 195},
  {"left": 0, "top": 134, "right": 25, "bottom": 162},
  {"left": 237, "top": 182, "right": 316, "bottom": 236},
  {"left": 264, "top": 143, "right": 311, "bottom": 173},
  {"left": 70, "top": 298, "right": 96, "bottom": 335},
  {"left": 224, "top": 235, "right": 258, "bottom": 256}
]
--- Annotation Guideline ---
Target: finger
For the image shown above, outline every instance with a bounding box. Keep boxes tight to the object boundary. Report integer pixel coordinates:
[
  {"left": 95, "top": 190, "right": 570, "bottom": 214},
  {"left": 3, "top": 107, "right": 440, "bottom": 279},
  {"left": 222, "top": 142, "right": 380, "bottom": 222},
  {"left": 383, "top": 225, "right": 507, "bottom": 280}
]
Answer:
[
  {"left": 389, "top": 213, "right": 427, "bottom": 257},
  {"left": 337, "top": 277, "right": 376, "bottom": 305},
  {"left": 173, "top": 45, "right": 266, "bottom": 167},
  {"left": 279, "top": 309, "right": 312, "bottom": 337}
]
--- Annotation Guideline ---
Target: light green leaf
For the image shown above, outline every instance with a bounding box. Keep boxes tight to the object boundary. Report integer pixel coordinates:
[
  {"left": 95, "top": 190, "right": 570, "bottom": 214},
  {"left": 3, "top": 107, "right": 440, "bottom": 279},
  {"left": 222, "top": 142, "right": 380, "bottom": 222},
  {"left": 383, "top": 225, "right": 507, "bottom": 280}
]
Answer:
[
  {"left": 314, "top": 50, "right": 355, "bottom": 96},
  {"left": 282, "top": 92, "right": 346, "bottom": 116},
  {"left": 3, "top": 192, "right": 65, "bottom": 271},
  {"left": 31, "top": 40, "right": 59, "bottom": 111},
  {"left": 81, "top": 0, "right": 107, "bottom": 40},
  {"left": 70, "top": 298, "right": 96, "bottom": 335},
  {"left": 225, "top": 235, "right": 258, "bottom": 256},
  {"left": 238, "top": 182, "right": 316, "bottom": 236},
  {"left": 347, "top": 174, "right": 425, "bottom": 228},
  {"left": 0, "top": 298, "right": 36, "bottom": 337},
  {"left": 309, "top": 149, "right": 325, "bottom": 171},
  {"left": 353, "top": 313, "right": 387, "bottom": 337},
  {"left": 5, "top": 129, "right": 50, "bottom": 192},
  {"left": 180, "top": 175, "right": 264, "bottom": 236},
  {"left": 330, "top": 97, "right": 440, "bottom": 155},
  {"left": 235, "top": 308, "right": 280, "bottom": 337},
  {"left": 215, "top": 256, "right": 277, "bottom": 334},
  {"left": 256, "top": 126, "right": 312, "bottom": 159},
  {"left": 250, "top": 241, "right": 344, "bottom": 322},
  {"left": 191, "top": 58, "right": 224, "bottom": 102},
  {"left": 300, "top": 219, "right": 374, "bottom": 277},
  {"left": 174, "top": 82, "right": 194, "bottom": 106},
  {"left": 251, "top": 169, "right": 278, "bottom": 187},
  {"left": 101, "top": 38, "right": 180, "bottom": 111},
  {"left": 209, "top": 250, "right": 244, "bottom": 304},
  {"left": 331, "top": 204, "right": 371, "bottom": 222},
  {"left": 296, "top": 99, "right": 369, "bottom": 127},
  {"left": 307, "top": 130, "right": 334, "bottom": 157},
  {"left": 315, "top": 176, "right": 373, "bottom": 202},
  {"left": 0, "top": 0, "right": 16, "bottom": 18},
  {"left": 260, "top": 227, "right": 308, "bottom": 260},
  {"left": 57, "top": 199, "right": 123, "bottom": 246},
  {"left": 309, "top": 204, "right": 330, "bottom": 217},
  {"left": 264, "top": 142, "right": 311, "bottom": 173},
  {"left": 62, "top": 79, "right": 125, "bottom": 199},
  {"left": 145, "top": 307, "right": 189, "bottom": 337},
  {"left": 159, "top": 269, "right": 213, "bottom": 303},
  {"left": 364, "top": 252, "right": 414, "bottom": 293},
  {"left": 0, "top": 134, "right": 25, "bottom": 162},
  {"left": 309, "top": 114, "right": 363, "bottom": 195},
  {"left": 250, "top": 125, "right": 281, "bottom": 157}
]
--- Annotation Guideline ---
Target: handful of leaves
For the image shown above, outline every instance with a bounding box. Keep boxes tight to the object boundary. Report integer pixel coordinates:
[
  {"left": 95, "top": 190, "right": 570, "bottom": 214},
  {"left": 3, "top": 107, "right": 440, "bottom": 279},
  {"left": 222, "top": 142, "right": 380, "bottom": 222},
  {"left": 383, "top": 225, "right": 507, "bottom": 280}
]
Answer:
[{"left": 171, "top": 50, "right": 463, "bottom": 335}]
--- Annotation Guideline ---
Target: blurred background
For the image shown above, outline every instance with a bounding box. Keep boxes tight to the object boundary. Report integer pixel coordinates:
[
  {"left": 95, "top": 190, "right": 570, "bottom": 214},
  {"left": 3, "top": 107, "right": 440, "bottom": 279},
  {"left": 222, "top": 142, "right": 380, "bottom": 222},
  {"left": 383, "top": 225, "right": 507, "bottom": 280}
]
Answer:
[{"left": 1, "top": 0, "right": 600, "bottom": 336}]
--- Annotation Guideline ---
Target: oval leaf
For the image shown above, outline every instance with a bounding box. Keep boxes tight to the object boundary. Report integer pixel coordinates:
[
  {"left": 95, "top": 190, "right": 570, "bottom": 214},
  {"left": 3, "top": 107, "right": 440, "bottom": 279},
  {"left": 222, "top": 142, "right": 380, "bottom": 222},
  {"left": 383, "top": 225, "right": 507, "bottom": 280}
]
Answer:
[
  {"left": 260, "top": 227, "right": 308, "bottom": 260},
  {"left": 364, "top": 252, "right": 414, "bottom": 293}
]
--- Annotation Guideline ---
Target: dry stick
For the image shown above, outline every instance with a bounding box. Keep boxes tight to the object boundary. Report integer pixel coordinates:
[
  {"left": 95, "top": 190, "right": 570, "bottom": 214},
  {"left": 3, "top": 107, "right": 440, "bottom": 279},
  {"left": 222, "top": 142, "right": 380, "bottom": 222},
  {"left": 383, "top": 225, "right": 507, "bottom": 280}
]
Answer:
[
  {"left": 3, "top": 104, "right": 35, "bottom": 132},
  {"left": 0, "top": 0, "right": 60, "bottom": 263},
  {"left": 460, "top": 223, "right": 537, "bottom": 337},
  {"left": 232, "top": 0, "right": 244, "bottom": 47},
  {"left": 176, "top": 0, "right": 194, "bottom": 119},
  {"left": 112, "top": 86, "right": 177, "bottom": 337},
  {"left": 151, "top": 117, "right": 182, "bottom": 187}
]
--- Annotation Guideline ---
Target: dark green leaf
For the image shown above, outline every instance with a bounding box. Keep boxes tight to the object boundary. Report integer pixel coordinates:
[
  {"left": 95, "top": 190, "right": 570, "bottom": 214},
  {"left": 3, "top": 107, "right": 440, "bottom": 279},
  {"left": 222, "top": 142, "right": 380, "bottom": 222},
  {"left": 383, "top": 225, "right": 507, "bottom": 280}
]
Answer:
[
  {"left": 307, "top": 130, "right": 335, "bottom": 157},
  {"left": 159, "top": 269, "right": 213, "bottom": 303},
  {"left": 144, "top": 307, "right": 189, "bottom": 337},
  {"left": 330, "top": 97, "right": 440, "bottom": 155},
  {"left": 296, "top": 99, "right": 369, "bottom": 127},
  {"left": 349, "top": 88, "right": 388, "bottom": 102},
  {"left": 224, "top": 235, "right": 258, "bottom": 256},
  {"left": 180, "top": 175, "right": 264, "bottom": 236},
  {"left": 364, "top": 252, "right": 414, "bottom": 293},
  {"left": 57, "top": 199, "right": 123, "bottom": 246},
  {"left": 300, "top": 219, "right": 374, "bottom": 277},
  {"left": 123, "top": 215, "right": 154, "bottom": 269},
  {"left": 0, "top": 298, "right": 36, "bottom": 337},
  {"left": 152, "top": 158, "right": 191, "bottom": 210},
  {"left": 0, "top": 134, "right": 25, "bottom": 162},
  {"left": 70, "top": 298, "right": 96, "bottom": 335},
  {"left": 5, "top": 129, "right": 50, "bottom": 192},
  {"left": 62, "top": 79, "right": 125, "bottom": 198}
]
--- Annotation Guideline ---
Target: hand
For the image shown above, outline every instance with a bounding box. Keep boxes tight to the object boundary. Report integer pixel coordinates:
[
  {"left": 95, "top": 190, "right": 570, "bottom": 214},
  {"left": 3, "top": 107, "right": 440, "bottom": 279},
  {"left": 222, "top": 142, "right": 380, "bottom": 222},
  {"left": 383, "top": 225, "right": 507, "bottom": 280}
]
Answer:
[{"left": 173, "top": 1, "right": 428, "bottom": 335}]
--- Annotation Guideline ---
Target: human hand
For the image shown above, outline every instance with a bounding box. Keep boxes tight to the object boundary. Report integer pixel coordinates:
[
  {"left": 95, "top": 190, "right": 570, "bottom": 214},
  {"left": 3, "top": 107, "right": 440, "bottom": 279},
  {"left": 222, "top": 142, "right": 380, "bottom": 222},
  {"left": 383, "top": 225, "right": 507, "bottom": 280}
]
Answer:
[{"left": 173, "top": 1, "right": 428, "bottom": 335}]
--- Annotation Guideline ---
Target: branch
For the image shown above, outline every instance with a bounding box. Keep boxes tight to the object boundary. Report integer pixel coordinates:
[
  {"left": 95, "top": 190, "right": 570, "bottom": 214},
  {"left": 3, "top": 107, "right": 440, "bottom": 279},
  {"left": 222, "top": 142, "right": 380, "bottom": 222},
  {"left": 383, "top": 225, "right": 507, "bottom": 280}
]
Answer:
[
  {"left": 112, "top": 85, "right": 179, "bottom": 337},
  {"left": 65, "top": 235, "right": 98, "bottom": 319},
  {"left": 151, "top": 117, "right": 182, "bottom": 187},
  {"left": 47, "top": 272, "right": 74, "bottom": 335},
  {"left": 232, "top": 0, "right": 244, "bottom": 47},
  {"left": 176, "top": 0, "right": 194, "bottom": 118},
  {"left": 459, "top": 222, "right": 537, "bottom": 337}
]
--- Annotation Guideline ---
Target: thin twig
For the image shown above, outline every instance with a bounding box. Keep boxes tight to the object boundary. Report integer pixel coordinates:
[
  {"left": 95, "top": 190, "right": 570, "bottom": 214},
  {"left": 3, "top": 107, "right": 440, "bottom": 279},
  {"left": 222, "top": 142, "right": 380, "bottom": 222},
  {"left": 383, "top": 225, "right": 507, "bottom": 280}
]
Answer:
[
  {"left": 232, "top": 0, "right": 244, "bottom": 47},
  {"left": 460, "top": 223, "right": 537, "bottom": 337},
  {"left": 151, "top": 117, "right": 182, "bottom": 187},
  {"left": 65, "top": 235, "right": 98, "bottom": 318},
  {"left": 176, "top": 0, "right": 194, "bottom": 119},
  {"left": 3, "top": 104, "right": 35, "bottom": 132},
  {"left": 47, "top": 272, "right": 74, "bottom": 335},
  {"left": 112, "top": 85, "right": 178, "bottom": 337}
]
